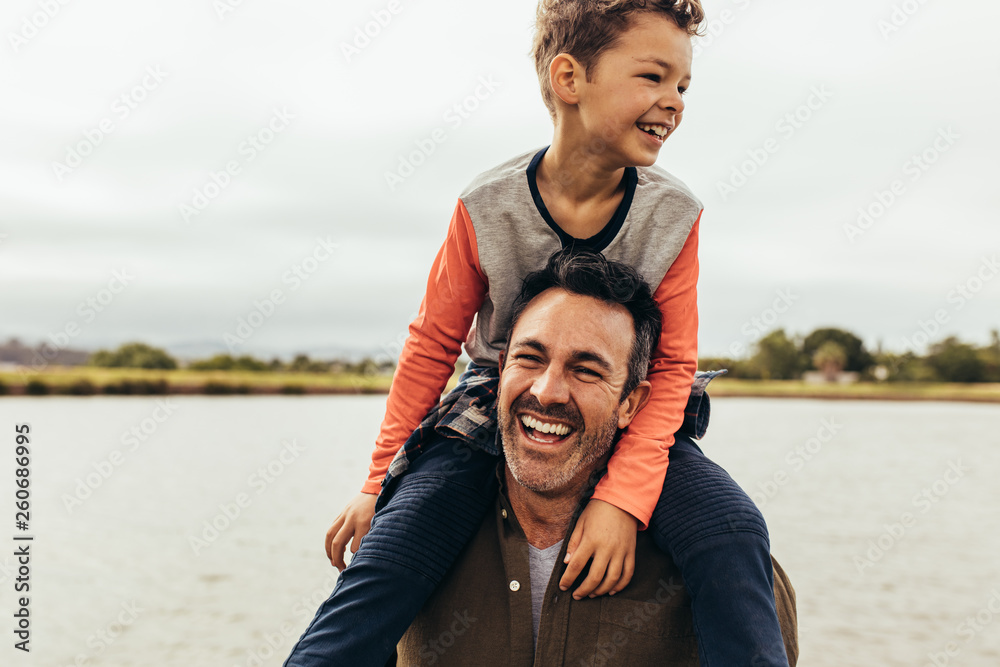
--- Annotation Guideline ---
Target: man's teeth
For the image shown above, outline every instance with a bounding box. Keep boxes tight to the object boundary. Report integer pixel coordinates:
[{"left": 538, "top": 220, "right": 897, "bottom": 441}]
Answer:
[
  {"left": 637, "top": 123, "right": 669, "bottom": 137},
  {"left": 520, "top": 415, "right": 571, "bottom": 436}
]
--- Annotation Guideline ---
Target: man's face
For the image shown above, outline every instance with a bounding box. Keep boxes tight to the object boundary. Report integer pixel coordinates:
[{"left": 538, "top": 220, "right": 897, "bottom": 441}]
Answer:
[{"left": 498, "top": 288, "right": 644, "bottom": 495}]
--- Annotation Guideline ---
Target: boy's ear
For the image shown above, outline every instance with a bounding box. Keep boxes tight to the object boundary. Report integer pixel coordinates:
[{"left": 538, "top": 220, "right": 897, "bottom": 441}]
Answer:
[
  {"left": 549, "top": 53, "right": 584, "bottom": 106},
  {"left": 616, "top": 380, "right": 651, "bottom": 430}
]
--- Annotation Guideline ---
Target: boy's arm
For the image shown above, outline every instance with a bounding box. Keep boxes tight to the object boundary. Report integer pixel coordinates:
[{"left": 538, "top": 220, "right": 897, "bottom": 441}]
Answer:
[
  {"left": 591, "top": 213, "right": 701, "bottom": 528},
  {"left": 362, "top": 199, "right": 488, "bottom": 493}
]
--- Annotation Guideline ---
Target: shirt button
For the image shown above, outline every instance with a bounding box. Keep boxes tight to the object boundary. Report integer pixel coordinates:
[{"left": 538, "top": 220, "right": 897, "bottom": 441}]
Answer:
[
  {"left": 509, "top": 580, "right": 520, "bottom": 592},
  {"left": 501, "top": 509, "right": 508, "bottom": 519}
]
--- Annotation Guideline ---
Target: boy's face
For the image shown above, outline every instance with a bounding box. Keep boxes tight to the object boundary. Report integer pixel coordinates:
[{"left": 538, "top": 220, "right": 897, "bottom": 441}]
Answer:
[{"left": 571, "top": 13, "right": 693, "bottom": 168}]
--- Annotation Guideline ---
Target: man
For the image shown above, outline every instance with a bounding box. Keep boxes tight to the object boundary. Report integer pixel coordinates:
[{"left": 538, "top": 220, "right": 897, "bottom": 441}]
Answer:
[{"left": 393, "top": 250, "right": 798, "bottom": 665}]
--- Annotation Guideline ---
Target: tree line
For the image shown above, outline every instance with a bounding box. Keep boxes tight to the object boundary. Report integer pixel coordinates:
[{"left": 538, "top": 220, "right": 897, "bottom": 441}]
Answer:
[
  {"left": 87, "top": 343, "right": 396, "bottom": 376},
  {"left": 85, "top": 330, "right": 1000, "bottom": 384},
  {"left": 700, "top": 328, "right": 1000, "bottom": 383}
]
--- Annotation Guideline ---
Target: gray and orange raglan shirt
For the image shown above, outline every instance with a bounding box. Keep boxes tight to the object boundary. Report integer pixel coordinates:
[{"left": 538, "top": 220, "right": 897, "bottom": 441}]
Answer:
[{"left": 362, "top": 147, "right": 703, "bottom": 529}]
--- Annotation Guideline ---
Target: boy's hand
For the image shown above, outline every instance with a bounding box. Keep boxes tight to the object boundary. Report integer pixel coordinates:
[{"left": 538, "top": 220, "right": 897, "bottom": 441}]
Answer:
[
  {"left": 559, "top": 499, "right": 638, "bottom": 599},
  {"left": 325, "top": 492, "right": 378, "bottom": 570}
]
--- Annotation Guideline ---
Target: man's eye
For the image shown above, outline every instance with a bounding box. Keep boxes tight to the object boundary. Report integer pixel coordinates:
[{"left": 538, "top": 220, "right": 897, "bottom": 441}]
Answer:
[
  {"left": 515, "top": 354, "right": 541, "bottom": 364},
  {"left": 575, "top": 367, "right": 601, "bottom": 378}
]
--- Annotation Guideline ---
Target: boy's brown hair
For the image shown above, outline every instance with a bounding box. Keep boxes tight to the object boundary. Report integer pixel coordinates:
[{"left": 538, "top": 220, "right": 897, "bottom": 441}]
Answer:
[{"left": 532, "top": 0, "right": 705, "bottom": 118}]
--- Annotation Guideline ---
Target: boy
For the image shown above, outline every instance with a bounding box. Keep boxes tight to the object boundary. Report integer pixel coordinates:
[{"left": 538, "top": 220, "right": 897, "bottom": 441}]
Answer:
[{"left": 286, "top": 1, "right": 789, "bottom": 665}]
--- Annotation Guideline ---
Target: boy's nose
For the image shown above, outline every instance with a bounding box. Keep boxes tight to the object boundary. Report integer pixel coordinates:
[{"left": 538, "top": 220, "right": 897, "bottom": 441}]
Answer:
[{"left": 660, "top": 89, "right": 685, "bottom": 115}]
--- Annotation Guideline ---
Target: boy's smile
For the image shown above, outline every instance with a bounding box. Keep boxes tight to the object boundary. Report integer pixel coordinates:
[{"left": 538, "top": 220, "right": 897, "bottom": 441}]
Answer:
[{"left": 555, "top": 12, "right": 693, "bottom": 171}]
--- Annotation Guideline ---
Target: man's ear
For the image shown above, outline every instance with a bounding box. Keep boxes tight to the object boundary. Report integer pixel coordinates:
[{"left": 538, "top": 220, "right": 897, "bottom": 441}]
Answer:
[
  {"left": 549, "top": 53, "right": 584, "bottom": 106},
  {"left": 616, "top": 380, "right": 651, "bottom": 430}
]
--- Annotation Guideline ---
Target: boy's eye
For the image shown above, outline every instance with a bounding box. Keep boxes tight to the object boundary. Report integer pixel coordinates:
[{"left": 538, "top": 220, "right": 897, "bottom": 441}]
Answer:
[
  {"left": 640, "top": 73, "right": 660, "bottom": 83},
  {"left": 679, "top": 86, "right": 688, "bottom": 96}
]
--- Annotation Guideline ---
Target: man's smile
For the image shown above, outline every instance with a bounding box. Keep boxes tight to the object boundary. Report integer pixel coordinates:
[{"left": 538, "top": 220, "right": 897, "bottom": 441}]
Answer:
[{"left": 518, "top": 412, "right": 576, "bottom": 445}]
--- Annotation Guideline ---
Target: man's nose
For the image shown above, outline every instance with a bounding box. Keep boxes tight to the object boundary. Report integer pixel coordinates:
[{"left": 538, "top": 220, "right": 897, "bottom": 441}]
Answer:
[{"left": 530, "top": 365, "right": 570, "bottom": 407}]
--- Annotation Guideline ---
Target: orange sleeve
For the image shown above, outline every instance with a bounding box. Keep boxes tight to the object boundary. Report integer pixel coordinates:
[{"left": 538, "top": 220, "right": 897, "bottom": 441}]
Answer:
[
  {"left": 591, "top": 213, "right": 701, "bottom": 528},
  {"left": 362, "top": 200, "right": 488, "bottom": 494}
]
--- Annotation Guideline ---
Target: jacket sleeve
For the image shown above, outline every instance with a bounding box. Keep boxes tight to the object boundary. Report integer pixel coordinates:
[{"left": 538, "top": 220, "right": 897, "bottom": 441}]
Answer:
[
  {"left": 362, "top": 200, "right": 488, "bottom": 494},
  {"left": 591, "top": 213, "right": 701, "bottom": 528}
]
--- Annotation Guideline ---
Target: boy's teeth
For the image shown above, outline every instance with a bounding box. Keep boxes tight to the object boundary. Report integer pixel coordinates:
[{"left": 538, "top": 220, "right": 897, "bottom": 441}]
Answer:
[
  {"left": 638, "top": 123, "right": 668, "bottom": 137},
  {"left": 519, "top": 415, "right": 570, "bottom": 436}
]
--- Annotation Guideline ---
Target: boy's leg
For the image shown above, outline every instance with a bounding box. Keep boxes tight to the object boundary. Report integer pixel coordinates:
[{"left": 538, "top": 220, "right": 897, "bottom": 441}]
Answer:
[
  {"left": 651, "top": 435, "right": 789, "bottom": 667},
  {"left": 284, "top": 435, "right": 499, "bottom": 667}
]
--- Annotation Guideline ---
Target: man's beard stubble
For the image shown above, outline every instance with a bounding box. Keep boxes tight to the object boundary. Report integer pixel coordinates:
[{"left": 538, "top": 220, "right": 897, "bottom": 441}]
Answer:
[{"left": 499, "top": 392, "right": 619, "bottom": 495}]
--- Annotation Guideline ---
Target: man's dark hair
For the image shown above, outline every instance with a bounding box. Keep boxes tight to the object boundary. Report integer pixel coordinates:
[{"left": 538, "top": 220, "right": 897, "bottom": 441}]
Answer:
[{"left": 506, "top": 248, "right": 662, "bottom": 400}]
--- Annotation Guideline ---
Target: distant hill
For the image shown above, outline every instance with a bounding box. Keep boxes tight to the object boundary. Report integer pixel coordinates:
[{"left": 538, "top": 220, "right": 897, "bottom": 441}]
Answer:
[{"left": 0, "top": 338, "right": 90, "bottom": 367}]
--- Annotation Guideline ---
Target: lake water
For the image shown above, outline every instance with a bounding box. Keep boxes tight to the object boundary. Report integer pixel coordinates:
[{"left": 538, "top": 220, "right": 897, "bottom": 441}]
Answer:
[{"left": 0, "top": 396, "right": 998, "bottom": 666}]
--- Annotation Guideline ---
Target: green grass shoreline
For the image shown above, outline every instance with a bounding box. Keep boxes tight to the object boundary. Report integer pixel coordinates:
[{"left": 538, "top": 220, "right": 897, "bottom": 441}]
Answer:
[
  {"left": 3, "top": 367, "right": 1000, "bottom": 403},
  {"left": 0, "top": 366, "right": 396, "bottom": 396},
  {"left": 702, "top": 378, "right": 1000, "bottom": 403}
]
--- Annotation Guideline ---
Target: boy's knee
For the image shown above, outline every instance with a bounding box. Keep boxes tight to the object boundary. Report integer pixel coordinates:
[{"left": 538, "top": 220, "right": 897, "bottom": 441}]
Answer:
[
  {"left": 722, "top": 501, "right": 770, "bottom": 543},
  {"left": 653, "top": 462, "right": 771, "bottom": 558},
  {"left": 676, "top": 522, "right": 772, "bottom": 574},
  {"left": 687, "top": 503, "right": 770, "bottom": 555}
]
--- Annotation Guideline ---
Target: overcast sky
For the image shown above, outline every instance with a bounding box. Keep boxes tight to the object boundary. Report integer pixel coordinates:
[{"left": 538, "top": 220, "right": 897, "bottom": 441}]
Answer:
[{"left": 2, "top": 0, "right": 998, "bottom": 361}]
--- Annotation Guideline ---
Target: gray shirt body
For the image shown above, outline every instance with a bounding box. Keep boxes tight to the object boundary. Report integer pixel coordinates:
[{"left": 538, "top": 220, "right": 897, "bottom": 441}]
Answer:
[
  {"left": 528, "top": 539, "right": 564, "bottom": 649},
  {"left": 460, "top": 147, "right": 703, "bottom": 368}
]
